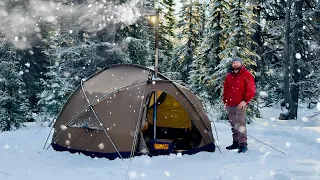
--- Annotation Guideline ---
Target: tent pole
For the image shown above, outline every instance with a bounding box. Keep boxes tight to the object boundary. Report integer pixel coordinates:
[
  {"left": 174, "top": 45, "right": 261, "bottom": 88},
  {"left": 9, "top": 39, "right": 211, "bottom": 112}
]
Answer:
[
  {"left": 80, "top": 80, "right": 124, "bottom": 160},
  {"left": 126, "top": 80, "right": 149, "bottom": 180},
  {"left": 153, "top": 91, "right": 157, "bottom": 140},
  {"left": 45, "top": 80, "right": 148, "bottom": 151},
  {"left": 154, "top": 10, "right": 159, "bottom": 78},
  {"left": 153, "top": 10, "right": 159, "bottom": 141}
]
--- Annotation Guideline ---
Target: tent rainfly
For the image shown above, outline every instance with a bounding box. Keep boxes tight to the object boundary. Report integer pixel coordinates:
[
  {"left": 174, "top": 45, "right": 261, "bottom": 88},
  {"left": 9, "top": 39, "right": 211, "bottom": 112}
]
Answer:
[{"left": 49, "top": 64, "right": 215, "bottom": 160}]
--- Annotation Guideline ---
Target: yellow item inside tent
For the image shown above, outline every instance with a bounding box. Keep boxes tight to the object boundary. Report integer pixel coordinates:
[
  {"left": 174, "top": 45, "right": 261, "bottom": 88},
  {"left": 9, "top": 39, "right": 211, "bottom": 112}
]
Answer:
[{"left": 147, "top": 91, "right": 192, "bottom": 129}]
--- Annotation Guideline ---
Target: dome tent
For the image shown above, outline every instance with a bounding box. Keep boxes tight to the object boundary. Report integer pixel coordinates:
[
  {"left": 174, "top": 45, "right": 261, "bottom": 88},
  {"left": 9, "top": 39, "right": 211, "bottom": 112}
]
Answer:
[{"left": 49, "top": 64, "right": 215, "bottom": 160}]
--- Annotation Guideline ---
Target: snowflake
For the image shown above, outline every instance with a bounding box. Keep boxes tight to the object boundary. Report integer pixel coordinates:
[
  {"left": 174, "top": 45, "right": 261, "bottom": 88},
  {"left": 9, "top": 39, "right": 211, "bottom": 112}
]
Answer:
[
  {"left": 295, "top": 53, "right": 302, "bottom": 59},
  {"left": 301, "top": 117, "right": 309, "bottom": 122},
  {"left": 25, "top": 62, "right": 30, "bottom": 68},
  {"left": 129, "top": 171, "right": 137, "bottom": 179},
  {"left": 98, "top": 143, "right": 105, "bottom": 149},
  {"left": 285, "top": 142, "right": 291, "bottom": 147},
  {"left": 164, "top": 171, "right": 170, "bottom": 177},
  {"left": 3, "top": 144, "right": 10, "bottom": 149}
]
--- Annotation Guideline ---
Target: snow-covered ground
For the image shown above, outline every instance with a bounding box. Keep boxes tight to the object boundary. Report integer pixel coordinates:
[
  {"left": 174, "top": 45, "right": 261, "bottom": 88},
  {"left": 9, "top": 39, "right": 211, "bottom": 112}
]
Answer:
[{"left": 0, "top": 106, "right": 320, "bottom": 180}]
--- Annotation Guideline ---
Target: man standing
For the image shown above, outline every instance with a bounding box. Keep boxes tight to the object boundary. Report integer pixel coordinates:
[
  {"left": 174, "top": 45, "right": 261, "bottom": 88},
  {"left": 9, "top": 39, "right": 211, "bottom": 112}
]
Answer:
[{"left": 223, "top": 57, "right": 256, "bottom": 153}]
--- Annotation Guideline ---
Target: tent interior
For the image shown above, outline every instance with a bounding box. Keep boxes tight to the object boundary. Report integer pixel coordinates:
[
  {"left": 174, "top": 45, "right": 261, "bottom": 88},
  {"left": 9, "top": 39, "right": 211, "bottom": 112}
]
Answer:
[{"left": 141, "top": 91, "right": 203, "bottom": 153}]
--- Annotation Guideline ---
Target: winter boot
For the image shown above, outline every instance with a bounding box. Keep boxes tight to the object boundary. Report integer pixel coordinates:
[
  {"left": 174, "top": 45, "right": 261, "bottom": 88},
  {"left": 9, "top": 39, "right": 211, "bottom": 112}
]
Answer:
[
  {"left": 226, "top": 141, "right": 239, "bottom": 150},
  {"left": 238, "top": 145, "right": 248, "bottom": 153}
]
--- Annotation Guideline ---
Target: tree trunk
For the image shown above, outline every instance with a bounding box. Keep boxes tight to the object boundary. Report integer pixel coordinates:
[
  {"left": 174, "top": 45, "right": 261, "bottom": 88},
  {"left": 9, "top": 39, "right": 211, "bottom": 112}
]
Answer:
[
  {"left": 252, "top": 2, "right": 262, "bottom": 80},
  {"left": 282, "top": 0, "right": 291, "bottom": 108},
  {"left": 280, "top": 0, "right": 303, "bottom": 120},
  {"left": 252, "top": 2, "right": 262, "bottom": 49},
  {"left": 287, "top": 0, "right": 303, "bottom": 119},
  {"left": 279, "top": 0, "right": 292, "bottom": 120},
  {"left": 214, "top": 7, "right": 222, "bottom": 66},
  {"left": 236, "top": 0, "right": 241, "bottom": 48}
]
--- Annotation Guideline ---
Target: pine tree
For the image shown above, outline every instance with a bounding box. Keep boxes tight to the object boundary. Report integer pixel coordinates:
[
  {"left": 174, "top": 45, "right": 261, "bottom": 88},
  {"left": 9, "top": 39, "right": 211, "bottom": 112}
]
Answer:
[
  {"left": 256, "top": 0, "right": 287, "bottom": 107},
  {"left": 220, "top": 0, "right": 260, "bottom": 122},
  {"left": 0, "top": 43, "right": 30, "bottom": 131},
  {"left": 297, "top": 1, "right": 320, "bottom": 105},
  {"left": 37, "top": 63, "right": 73, "bottom": 125},
  {"left": 16, "top": 47, "right": 50, "bottom": 118},
  {"left": 56, "top": 39, "right": 130, "bottom": 87},
  {"left": 189, "top": 1, "right": 207, "bottom": 94},
  {"left": 158, "top": 0, "right": 177, "bottom": 72},
  {"left": 1, "top": 0, "right": 52, "bottom": 118},
  {"left": 200, "top": 0, "right": 230, "bottom": 103},
  {"left": 118, "top": 18, "right": 154, "bottom": 66},
  {"left": 220, "top": 0, "right": 258, "bottom": 68},
  {"left": 279, "top": 0, "right": 319, "bottom": 119},
  {"left": 173, "top": 0, "right": 202, "bottom": 83}
]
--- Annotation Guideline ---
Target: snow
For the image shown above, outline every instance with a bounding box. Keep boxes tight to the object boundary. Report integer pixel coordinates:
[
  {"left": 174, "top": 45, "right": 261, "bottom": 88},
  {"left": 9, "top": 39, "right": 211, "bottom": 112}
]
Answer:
[
  {"left": 259, "top": 91, "right": 268, "bottom": 98},
  {"left": 0, "top": 106, "right": 319, "bottom": 180},
  {"left": 295, "top": 53, "right": 302, "bottom": 59},
  {"left": 25, "top": 62, "right": 31, "bottom": 68},
  {"left": 98, "top": 143, "right": 105, "bottom": 150}
]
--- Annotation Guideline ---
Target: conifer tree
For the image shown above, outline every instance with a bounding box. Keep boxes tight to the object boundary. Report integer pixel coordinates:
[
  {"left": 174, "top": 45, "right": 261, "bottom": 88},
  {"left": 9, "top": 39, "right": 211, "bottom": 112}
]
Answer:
[
  {"left": 173, "top": 0, "right": 202, "bottom": 83},
  {"left": 158, "top": 0, "right": 177, "bottom": 72},
  {"left": 0, "top": 43, "right": 30, "bottom": 131},
  {"left": 37, "top": 63, "right": 73, "bottom": 126},
  {"left": 189, "top": 1, "right": 207, "bottom": 93},
  {"left": 220, "top": 0, "right": 260, "bottom": 122},
  {"left": 200, "top": 0, "right": 230, "bottom": 103}
]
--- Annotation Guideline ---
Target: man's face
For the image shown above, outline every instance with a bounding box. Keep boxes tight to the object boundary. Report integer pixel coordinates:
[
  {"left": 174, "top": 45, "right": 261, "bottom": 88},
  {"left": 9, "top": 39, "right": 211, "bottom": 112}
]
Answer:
[{"left": 232, "top": 61, "right": 242, "bottom": 70}]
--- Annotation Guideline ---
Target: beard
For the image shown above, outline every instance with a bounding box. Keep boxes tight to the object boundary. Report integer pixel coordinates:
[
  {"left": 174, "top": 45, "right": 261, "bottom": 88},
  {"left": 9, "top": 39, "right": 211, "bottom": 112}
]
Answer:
[{"left": 232, "top": 65, "right": 242, "bottom": 70}]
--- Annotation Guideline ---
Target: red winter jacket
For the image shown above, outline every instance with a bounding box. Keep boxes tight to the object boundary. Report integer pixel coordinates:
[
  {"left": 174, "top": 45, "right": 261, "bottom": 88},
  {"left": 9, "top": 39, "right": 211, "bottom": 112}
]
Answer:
[{"left": 223, "top": 66, "right": 256, "bottom": 106}]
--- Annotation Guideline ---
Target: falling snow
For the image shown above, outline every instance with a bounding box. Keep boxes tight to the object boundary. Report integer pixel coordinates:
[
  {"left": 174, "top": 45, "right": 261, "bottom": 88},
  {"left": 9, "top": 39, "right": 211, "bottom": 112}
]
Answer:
[
  {"left": 129, "top": 171, "right": 137, "bottom": 179},
  {"left": 295, "top": 53, "right": 302, "bottom": 59},
  {"left": 3, "top": 144, "right": 10, "bottom": 149},
  {"left": 259, "top": 91, "right": 268, "bottom": 98},
  {"left": 301, "top": 117, "right": 309, "bottom": 122},
  {"left": 0, "top": 0, "right": 318, "bottom": 179},
  {"left": 65, "top": 140, "right": 70, "bottom": 145},
  {"left": 285, "top": 142, "right": 291, "bottom": 147},
  {"left": 98, "top": 143, "right": 105, "bottom": 149},
  {"left": 60, "top": 125, "right": 67, "bottom": 130},
  {"left": 25, "top": 62, "right": 31, "bottom": 68}
]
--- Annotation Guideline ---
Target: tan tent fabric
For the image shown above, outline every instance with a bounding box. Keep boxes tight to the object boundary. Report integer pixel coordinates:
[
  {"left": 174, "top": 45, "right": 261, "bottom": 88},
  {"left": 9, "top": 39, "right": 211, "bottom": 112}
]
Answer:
[{"left": 51, "top": 64, "right": 215, "bottom": 159}]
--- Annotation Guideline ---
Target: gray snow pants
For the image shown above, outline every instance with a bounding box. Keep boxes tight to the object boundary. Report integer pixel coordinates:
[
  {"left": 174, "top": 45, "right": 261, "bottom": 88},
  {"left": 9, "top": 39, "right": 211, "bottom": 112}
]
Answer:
[{"left": 226, "top": 105, "right": 247, "bottom": 146}]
